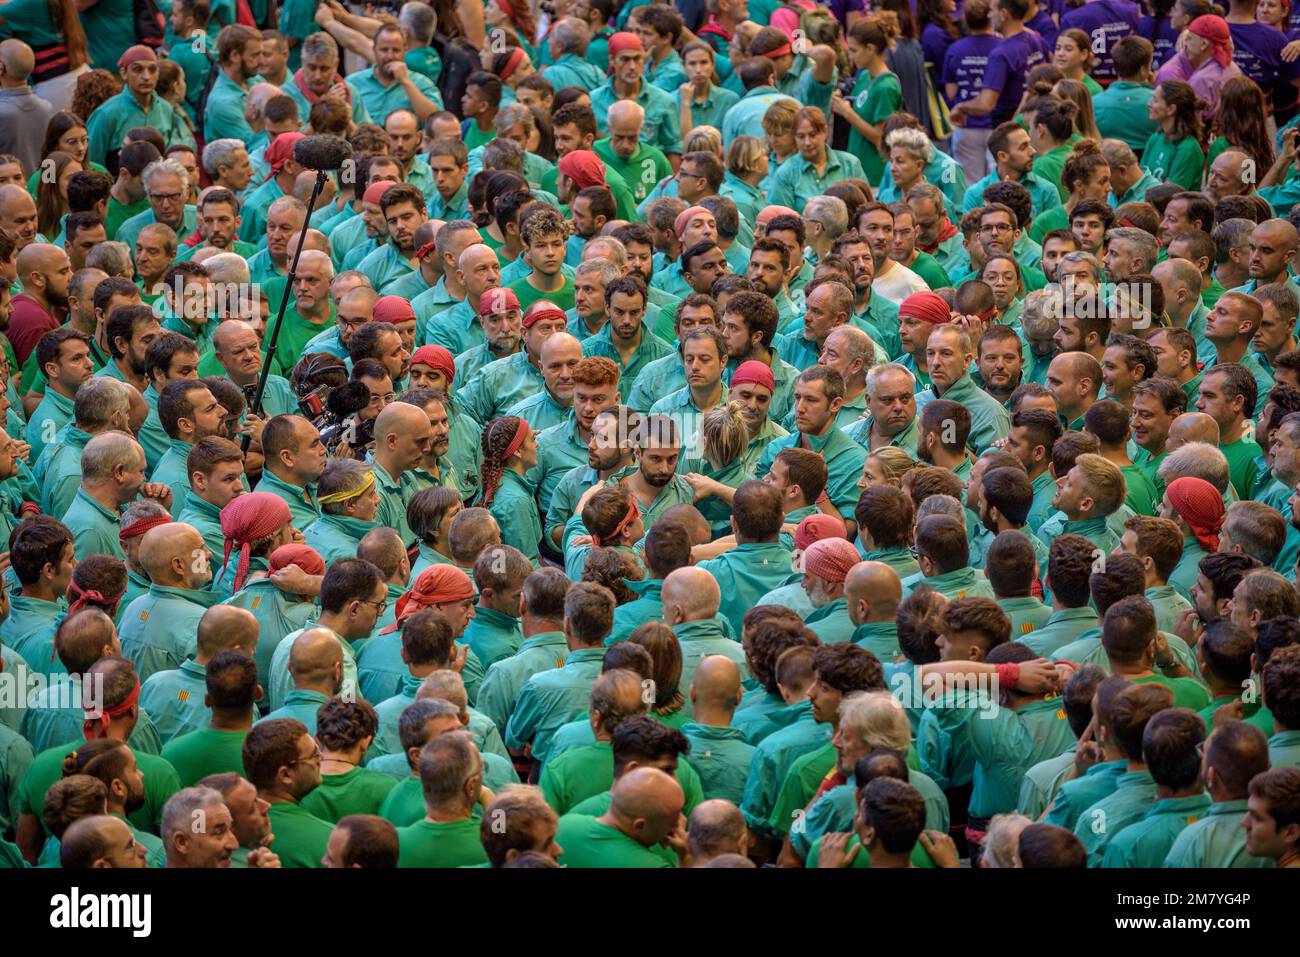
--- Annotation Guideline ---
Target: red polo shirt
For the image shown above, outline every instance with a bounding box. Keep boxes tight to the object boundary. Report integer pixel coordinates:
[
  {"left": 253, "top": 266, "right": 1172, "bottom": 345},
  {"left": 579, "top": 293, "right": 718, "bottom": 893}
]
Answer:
[{"left": 8, "top": 293, "right": 60, "bottom": 369}]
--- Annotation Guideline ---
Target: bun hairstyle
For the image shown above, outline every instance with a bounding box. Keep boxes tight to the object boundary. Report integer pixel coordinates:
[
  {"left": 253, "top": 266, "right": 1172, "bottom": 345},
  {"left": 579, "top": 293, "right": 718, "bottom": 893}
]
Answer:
[
  {"left": 1158, "top": 79, "right": 1208, "bottom": 143},
  {"left": 1061, "top": 139, "right": 1109, "bottom": 195}
]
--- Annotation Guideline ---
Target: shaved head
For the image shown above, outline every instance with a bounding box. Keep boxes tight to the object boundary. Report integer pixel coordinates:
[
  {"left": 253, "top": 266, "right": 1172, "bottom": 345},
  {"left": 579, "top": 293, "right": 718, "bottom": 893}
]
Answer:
[
  {"left": 690, "top": 655, "right": 742, "bottom": 710},
  {"left": 138, "top": 523, "right": 208, "bottom": 588},
  {"left": 1166, "top": 412, "right": 1221, "bottom": 451},
  {"left": 196, "top": 605, "right": 259, "bottom": 659},
  {"left": 608, "top": 766, "right": 684, "bottom": 833},
  {"left": 289, "top": 627, "right": 344, "bottom": 681},
  {"left": 661, "top": 566, "right": 721, "bottom": 623},
  {"left": 845, "top": 560, "right": 903, "bottom": 624}
]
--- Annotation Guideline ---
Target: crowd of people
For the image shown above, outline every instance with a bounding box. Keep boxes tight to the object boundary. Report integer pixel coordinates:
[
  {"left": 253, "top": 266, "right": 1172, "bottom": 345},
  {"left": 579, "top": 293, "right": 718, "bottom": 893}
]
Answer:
[{"left": 0, "top": 0, "right": 1296, "bottom": 871}]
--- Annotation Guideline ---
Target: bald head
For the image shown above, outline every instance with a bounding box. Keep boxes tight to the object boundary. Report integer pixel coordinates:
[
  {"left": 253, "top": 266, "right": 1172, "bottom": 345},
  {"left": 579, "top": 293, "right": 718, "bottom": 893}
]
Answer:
[
  {"left": 375, "top": 401, "right": 430, "bottom": 442},
  {"left": 845, "top": 560, "right": 903, "bottom": 624},
  {"left": 608, "top": 99, "right": 645, "bottom": 128},
  {"left": 289, "top": 627, "right": 344, "bottom": 684},
  {"left": 690, "top": 655, "right": 742, "bottom": 711},
  {"left": 608, "top": 766, "right": 684, "bottom": 840},
  {"left": 196, "top": 605, "right": 259, "bottom": 660},
  {"left": 16, "top": 241, "right": 66, "bottom": 276},
  {"left": 0, "top": 40, "right": 35, "bottom": 82},
  {"left": 289, "top": 232, "right": 331, "bottom": 262},
  {"left": 659, "top": 505, "right": 712, "bottom": 545},
  {"left": 55, "top": 609, "right": 119, "bottom": 674},
  {"left": 1152, "top": 257, "right": 1203, "bottom": 296},
  {"left": 687, "top": 798, "right": 747, "bottom": 865},
  {"left": 1166, "top": 412, "right": 1220, "bottom": 451},
  {"left": 661, "top": 566, "right": 721, "bottom": 623},
  {"left": 247, "top": 82, "right": 285, "bottom": 115},
  {"left": 61, "top": 816, "right": 139, "bottom": 869},
  {"left": 138, "top": 523, "right": 208, "bottom": 588},
  {"left": 212, "top": 319, "right": 259, "bottom": 353},
  {"left": 458, "top": 242, "right": 496, "bottom": 273}
]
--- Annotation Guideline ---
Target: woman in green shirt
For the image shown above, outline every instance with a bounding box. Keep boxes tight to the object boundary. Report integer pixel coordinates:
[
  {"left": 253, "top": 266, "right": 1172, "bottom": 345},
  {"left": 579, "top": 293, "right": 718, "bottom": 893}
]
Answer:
[
  {"left": 1029, "top": 140, "right": 1113, "bottom": 244},
  {"left": 981, "top": 255, "right": 1026, "bottom": 329},
  {"left": 1053, "top": 29, "right": 1103, "bottom": 97},
  {"left": 831, "top": 16, "right": 904, "bottom": 189},
  {"left": 1141, "top": 79, "right": 1207, "bottom": 192},
  {"left": 24, "top": 111, "right": 109, "bottom": 199}
]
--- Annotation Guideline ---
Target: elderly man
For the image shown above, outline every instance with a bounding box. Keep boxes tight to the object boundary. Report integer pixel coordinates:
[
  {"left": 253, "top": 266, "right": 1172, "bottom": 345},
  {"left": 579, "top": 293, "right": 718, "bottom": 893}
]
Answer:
[
  {"left": 61, "top": 432, "right": 163, "bottom": 560},
  {"left": 422, "top": 244, "right": 503, "bottom": 356},
  {"left": 798, "top": 538, "right": 866, "bottom": 645},
  {"left": 118, "top": 522, "right": 217, "bottom": 679},
  {"left": 284, "top": 32, "right": 370, "bottom": 127},
  {"left": 38, "top": 376, "right": 132, "bottom": 519},
  {"left": 118, "top": 158, "right": 197, "bottom": 258},
  {"left": 238, "top": 143, "right": 308, "bottom": 253},
  {"left": 212, "top": 320, "right": 298, "bottom": 420},
  {"left": 593, "top": 99, "right": 676, "bottom": 205}
]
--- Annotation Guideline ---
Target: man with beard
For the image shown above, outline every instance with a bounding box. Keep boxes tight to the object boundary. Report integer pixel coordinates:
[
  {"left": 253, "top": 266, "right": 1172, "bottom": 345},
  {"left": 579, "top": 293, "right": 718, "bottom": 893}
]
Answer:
[
  {"left": 197, "top": 773, "right": 282, "bottom": 868},
  {"left": 782, "top": 277, "right": 853, "bottom": 373},
  {"left": 1039, "top": 231, "right": 1081, "bottom": 285},
  {"left": 544, "top": 110, "right": 639, "bottom": 221},
  {"left": 87, "top": 46, "right": 193, "bottom": 170},
  {"left": 856, "top": 203, "right": 928, "bottom": 306},
  {"left": 1129, "top": 377, "right": 1188, "bottom": 485},
  {"left": 529, "top": 355, "right": 621, "bottom": 519},
  {"left": 918, "top": 324, "right": 1011, "bottom": 454},
  {"left": 747, "top": 237, "right": 799, "bottom": 331},
  {"left": 94, "top": 289, "right": 153, "bottom": 386},
  {"left": 909, "top": 182, "right": 968, "bottom": 278},
  {"left": 961, "top": 122, "right": 1061, "bottom": 218},
  {"left": 567, "top": 188, "right": 618, "bottom": 267},
  {"left": 508, "top": 332, "right": 586, "bottom": 432},
  {"left": 582, "top": 275, "right": 674, "bottom": 398},
  {"left": 976, "top": 325, "right": 1024, "bottom": 407},
  {"left": 719, "top": 291, "right": 798, "bottom": 424},
  {"left": 678, "top": 242, "right": 731, "bottom": 301},
  {"left": 424, "top": 245, "right": 504, "bottom": 358},
  {"left": 1103, "top": 227, "right": 1159, "bottom": 285},
  {"left": 179, "top": 189, "right": 256, "bottom": 262},
  {"left": 444, "top": 286, "right": 520, "bottom": 392},
  {"left": 359, "top": 184, "right": 428, "bottom": 294},
  {"left": 149, "top": 380, "right": 230, "bottom": 517},
  {"left": 832, "top": 230, "right": 902, "bottom": 361},
  {"left": 243, "top": 717, "right": 334, "bottom": 868},
  {"left": 1234, "top": 219, "right": 1300, "bottom": 296},
  {"left": 816, "top": 326, "right": 874, "bottom": 431},
  {"left": 757, "top": 366, "right": 867, "bottom": 534},
  {"left": 655, "top": 206, "right": 720, "bottom": 298},
  {"left": 384, "top": 109, "right": 436, "bottom": 205},
  {"left": 459, "top": 301, "right": 571, "bottom": 425},
  {"left": 350, "top": 313, "right": 412, "bottom": 395},
  {"left": 569, "top": 260, "right": 619, "bottom": 341},
  {"left": 204, "top": 26, "right": 262, "bottom": 142},
  {"left": 283, "top": 31, "right": 370, "bottom": 128},
  {"left": 546, "top": 407, "right": 639, "bottom": 548},
  {"left": 333, "top": 164, "right": 403, "bottom": 272},
  {"left": 10, "top": 243, "right": 72, "bottom": 372},
  {"left": 346, "top": 22, "right": 443, "bottom": 123}
]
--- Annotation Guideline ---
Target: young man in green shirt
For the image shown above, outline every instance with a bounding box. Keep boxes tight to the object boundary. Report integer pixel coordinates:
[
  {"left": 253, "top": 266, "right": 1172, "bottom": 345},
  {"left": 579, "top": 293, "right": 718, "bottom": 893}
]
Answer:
[
  {"left": 161, "top": 649, "right": 260, "bottom": 787},
  {"left": 508, "top": 206, "right": 576, "bottom": 313},
  {"left": 1119, "top": 515, "right": 1194, "bottom": 635},
  {"left": 242, "top": 717, "right": 334, "bottom": 868}
]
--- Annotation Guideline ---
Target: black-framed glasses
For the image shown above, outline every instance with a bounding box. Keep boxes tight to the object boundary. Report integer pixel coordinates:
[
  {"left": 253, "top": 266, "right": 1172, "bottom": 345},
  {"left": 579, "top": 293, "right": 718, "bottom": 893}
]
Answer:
[{"left": 360, "top": 597, "right": 389, "bottom": 613}]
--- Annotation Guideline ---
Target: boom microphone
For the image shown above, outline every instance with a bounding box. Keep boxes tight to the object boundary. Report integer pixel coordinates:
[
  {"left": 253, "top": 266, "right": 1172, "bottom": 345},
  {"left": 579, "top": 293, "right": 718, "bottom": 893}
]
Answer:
[{"left": 293, "top": 134, "right": 352, "bottom": 172}]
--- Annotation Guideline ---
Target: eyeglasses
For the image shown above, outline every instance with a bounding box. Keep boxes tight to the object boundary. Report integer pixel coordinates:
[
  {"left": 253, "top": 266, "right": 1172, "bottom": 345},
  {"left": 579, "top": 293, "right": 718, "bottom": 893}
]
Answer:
[
  {"left": 149, "top": 191, "right": 184, "bottom": 203},
  {"left": 290, "top": 742, "right": 323, "bottom": 766},
  {"left": 979, "top": 223, "right": 1014, "bottom": 234},
  {"left": 359, "top": 597, "right": 389, "bottom": 613}
]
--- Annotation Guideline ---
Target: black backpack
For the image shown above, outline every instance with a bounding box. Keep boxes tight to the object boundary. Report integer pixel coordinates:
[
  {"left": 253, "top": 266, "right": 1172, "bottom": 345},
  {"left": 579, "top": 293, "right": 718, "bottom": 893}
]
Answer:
[{"left": 435, "top": 34, "right": 481, "bottom": 120}]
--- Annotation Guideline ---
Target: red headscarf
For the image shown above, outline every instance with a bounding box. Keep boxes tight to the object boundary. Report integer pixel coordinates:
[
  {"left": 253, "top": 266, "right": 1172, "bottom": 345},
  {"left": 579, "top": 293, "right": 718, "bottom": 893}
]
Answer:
[
  {"left": 218, "top": 492, "right": 293, "bottom": 594},
  {"left": 119, "top": 513, "right": 170, "bottom": 549},
  {"left": 411, "top": 345, "right": 455, "bottom": 383},
  {"left": 269, "top": 544, "right": 325, "bottom": 577},
  {"left": 731, "top": 360, "right": 775, "bottom": 392},
  {"left": 266, "top": 132, "right": 306, "bottom": 176},
  {"left": 83, "top": 679, "right": 141, "bottom": 741},
  {"left": 1166, "top": 476, "right": 1224, "bottom": 552},
  {"left": 373, "top": 296, "right": 416, "bottom": 324},
  {"left": 794, "top": 514, "right": 848, "bottom": 552},
  {"left": 900, "top": 291, "right": 952, "bottom": 325},
  {"left": 383, "top": 565, "right": 475, "bottom": 633},
  {"left": 1189, "top": 15, "right": 1234, "bottom": 68},
  {"left": 523, "top": 302, "right": 567, "bottom": 328},
  {"left": 557, "top": 150, "right": 607, "bottom": 189}
]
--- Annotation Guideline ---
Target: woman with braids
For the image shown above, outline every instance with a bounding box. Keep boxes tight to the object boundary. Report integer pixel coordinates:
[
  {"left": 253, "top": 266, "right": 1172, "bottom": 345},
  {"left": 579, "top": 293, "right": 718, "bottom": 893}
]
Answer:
[
  {"left": 1141, "top": 79, "right": 1209, "bottom": 191},
  {"left": 478, "top": 415, "right": 542, "bottom": 566},
  {"left": 1207, "top": 76, "right": 1277, "bottom": 174},
  {"left": 1029, "top": 139, "right": 1112, "bottom": 243}
]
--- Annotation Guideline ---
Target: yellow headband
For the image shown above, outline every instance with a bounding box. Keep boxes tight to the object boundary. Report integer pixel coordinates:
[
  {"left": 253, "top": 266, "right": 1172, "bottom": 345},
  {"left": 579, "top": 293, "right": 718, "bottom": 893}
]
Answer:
[{"left": 317, "top": 469, "right": 376, "bottom": 505}]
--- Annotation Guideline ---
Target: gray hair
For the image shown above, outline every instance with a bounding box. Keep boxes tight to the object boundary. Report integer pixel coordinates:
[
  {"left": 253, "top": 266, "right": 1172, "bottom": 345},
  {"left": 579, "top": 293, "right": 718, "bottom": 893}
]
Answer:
[
  {"left": 161, "top": 786, "right": 226, "bottom": 854},
  {"left": 203, "top": 251, "right": 251, "bottom": 286},
  {"left": 296, "top": 248, "right": 334, "bottom": 279},
  {"left": 905, "top": 182, "right": 947, "bottom": 210},
  {"left": 915, "top": 493, "right": 966, "bottom": 527},
  {"left": 1100, "top": 138, "right": 1138, "bottom": 169},
  {"left": 837, "top": 691, "right": 911, "bottom": 751},
  {"left": 1157, "top": 441, "right": 1231, "bottom": 494},
  {"left": 417, "top": 730, "right": 480, "bottom": 808},
  {"left": 1020, "top": 288, "right": 1065, "bottom": 339},
  {"left": 122, "top": 497, "right": 170, "bottom": 526},
  {"left": 1105, "top": 228, "right": 1158, "bottom": 272},
  {"left": 575, "top": 258, "right": 621, "bottom": 286},
  {"left": 1059, "top": 250, "right": 1102, "bottom": 282},
  {"left": 143, "top": 158, "right": 190, "bottom": 194},
  {"left": 81, "top": 431, "right": 142, "bottom": 483},
  {"left": 982, "top": 812, "right": 1032, "bottom": 868},
  {"left": 886, "top": 127, "right": 933, "bottom": 163},
  {"left": 202, "top": 139, "right": 245, "bottom": 177},
  {"left": 416, "top": 669, "right": 468, "bottom": 718},
  {"left": 495, "top": 103, "right": 535, "bottom": 136},
  {"left": 399, "top": 1, "right": 437, "bottom": 43},
  {"left": 301, "top": 31, "right": 339, "bottom": 63},
  {"left": 74, "top": 378, "right": 131, "bottom": 430},
  {"left": 865, "top": 362, "right": 915, "bottom": 398},
  {"left": 803, "top": 195, "right": 849, "bottom": 240},
  {"left": 583, "top": 236, "right": 627, "bottom": 268},
  {"left": 85, "top": 241, "right": 133, "bottom": 278},
  {"left": 268, "top": 195, "right": 307, "bottom": 220},
  {"left": 481, "top": 137, "right": 524, "bottom": 173},
  {"left": 320, "top": 460, "right": 376, "bottom": 515},
  {"left": 827, "top": 323, "right": 872, "bottom": 369},
  {"left": 551, "top": 17, "right": 589, "bottom": 55}
]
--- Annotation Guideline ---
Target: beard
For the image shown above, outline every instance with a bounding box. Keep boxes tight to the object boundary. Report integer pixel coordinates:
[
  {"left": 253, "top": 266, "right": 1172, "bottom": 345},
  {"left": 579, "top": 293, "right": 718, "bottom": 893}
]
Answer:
[{"left": 643, "top": 469, "right": 672, "bottom": 488}]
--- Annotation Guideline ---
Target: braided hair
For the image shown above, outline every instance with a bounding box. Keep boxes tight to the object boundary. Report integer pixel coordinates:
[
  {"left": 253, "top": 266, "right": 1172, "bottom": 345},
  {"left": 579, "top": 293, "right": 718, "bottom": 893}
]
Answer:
[{"left": 478, "top": 416, "right": 528, "bottom": 507}]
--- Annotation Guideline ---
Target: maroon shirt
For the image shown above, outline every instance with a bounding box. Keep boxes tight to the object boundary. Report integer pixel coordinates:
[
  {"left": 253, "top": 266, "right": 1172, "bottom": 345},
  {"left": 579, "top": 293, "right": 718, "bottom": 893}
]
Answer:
[{"left": 8, "top": 293, "right": 60, "bottom": 368}]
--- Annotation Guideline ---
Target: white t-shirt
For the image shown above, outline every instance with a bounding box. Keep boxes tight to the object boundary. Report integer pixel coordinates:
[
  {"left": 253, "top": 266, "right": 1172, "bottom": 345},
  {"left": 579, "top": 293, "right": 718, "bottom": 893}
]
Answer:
[{"left": 871, "top": 260, "right": 930, "bottom": 305}]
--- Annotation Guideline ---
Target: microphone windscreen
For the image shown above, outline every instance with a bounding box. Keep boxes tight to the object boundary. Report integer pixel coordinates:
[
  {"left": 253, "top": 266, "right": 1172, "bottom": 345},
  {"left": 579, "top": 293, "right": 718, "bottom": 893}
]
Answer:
[
  {"left": 326, "top": 380, "right": 373, "bottom": 418},
  {"left": 293, "top": 135, "right": 352, "bottom": 172}
]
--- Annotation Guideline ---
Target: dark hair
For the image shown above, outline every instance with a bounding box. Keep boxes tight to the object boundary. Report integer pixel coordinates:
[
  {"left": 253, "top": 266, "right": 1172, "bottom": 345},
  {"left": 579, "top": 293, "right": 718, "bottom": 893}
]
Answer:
[
  {"left": 10, "top": 517, "right": 73, "bottom": 587},
  {"left": 241, "top": 717, "right": 309, "bottom": 791},
  {"left": 319, "top": 558, "right": 383, "bottom": 614}
]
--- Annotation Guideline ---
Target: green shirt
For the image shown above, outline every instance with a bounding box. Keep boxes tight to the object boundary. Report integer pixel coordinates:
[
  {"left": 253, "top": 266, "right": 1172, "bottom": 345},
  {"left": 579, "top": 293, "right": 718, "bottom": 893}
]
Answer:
[
  {"left": 463, "top": 606, "right": 524, "bottom": 670},
  {"left": 590, "top": 81, "right": 681, "bottom": 158},
  {"left": 1140, "top": 131, "right": 1205, "bottom": 192},
  {"left": 1164, "top": 798, "right": 1273, "bottom": 868},
  {"left": 267, "top": 800, "right": 333, "bottom": 868},
  {"left": 674, "top": 619, "right": 750, "bottom": 717},
  {"left": 20, "top": 741, "right": 180, "bottom": 838},
  {"left": 681, "top": 723, "right": 755, "bottom": 805},
  {"left": 696, "top": 542, "right": 794, "bottom": 639},
  {"left": 740, "top": 700, "right": 828, "bottom": 835},
  {"left": 916, "top": 372, "right": 1011, "bottom": 454},
  {"left": 160, "top": 726, "right": 248, "bottom": 787},
  {"left": 299, "top": 765, "right": 398, "bottom": 823},
  {"left": 555, "top": 814, "right": 674, "bottom": 868},
  {"left": 255, "top": 469, "right": 321, "bottom": 533},
  {"left": 87, "top": 87, "right": 193, "bottom": 169},
  {"left": 1044, "top": 758, "right": 1127, "bottom": 831},
  {"left": 1074, "top": 768, "right": 1157, "bottom": 865},
  {"left": 1220, "top": 435, "right": 1265, "bottom": 504},
  {"left": 592, "top": 136, "right": 674, "bottom": 205},
  {"left": 345, "top": 66, "right": 442, "bottom": 124},
  {"left": 789, "top": 771, "right": 949, "bottom": 859},
  {"left": 303, "top": 513, "right": 380, "bottom": 567},
  {"left": 475, "top": 631, "right": 569, "bottom": 734},
  {"left": 1146, "top": 584, "right": 1193, "bottom": 636},
  {"left": 119, "top": 584, "right": 221, "bottom": 682},
  {"left": 504, "top": 646, "right": 606, "bottom": 765},
  {"left": 539, "top": 739, "right": 705, "bottom": 815},
  {"left": 846, "top": 69, "right": 904, "bottom": 186},
  {"left": 766, "top": 149, "right": 869, "bottom": 217},
  {"left": 1102, "top": 793, "right": 1212, "bottom": 867},
  {"left": 1017, "top": 746, "right": 1078, "bottom": 821},
  {"left": 397, "top": 816, "right": 487, "bottom": 868},
  {"left": 1001, "top": 596, "right": 1053, "bottom": 640},
  {"left": 138, "top": 658, "right": 209, "bottom": 746},
  {"left": 1093, "top": 80, "right": 1157, "bottom": 154}
]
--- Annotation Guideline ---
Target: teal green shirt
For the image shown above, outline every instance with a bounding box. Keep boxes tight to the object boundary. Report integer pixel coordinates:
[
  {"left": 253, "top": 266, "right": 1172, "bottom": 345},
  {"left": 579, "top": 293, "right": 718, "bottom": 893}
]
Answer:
[
  {"left": 1102, "top": 793, "right": 1212, "bottom": 867},
  {"left": 582, "top": 322, "right": 675, "bottom": 397},
  {"left": 118, "top": 584, "right": 221, "bottom": 681},
  {"left": 590, "top": 81, "right": 681, "bottom": 158},
  {"left": 765, "top": 149, "right": 868, "bottom": 216},
  {"left": 901, "top": 566, "right": 996, "bottom": 602},
  {"left": 1001, "top": 595, "right": 1052, "bottom": 640},
  {"left": 87, "top": 86, "right": 193, "bottom": 168},
  {"left": 203, "top": 69, "right": 257, "bottom": 141},
  {"left": 138, "top": 658, "right": 209, "bottom": 746},
  {"left": 476, "top": 631, "right": 568, "bottom": 734},
  {"left": 1164, "top": 798, "right": 1273, "bottom": 868},
  {"left": 345, "top": 67, "right": 443, "bottom": 125},
  {"left": 697, "top": 542, "right": 794, "bottom": 639},
  {"left": 255, "top": 469, "right": 321, "bottom": 533},
  {"left": 915, "top": 372, "right": 1011, "bottom": 454},
  {"left": 674, "top": 618, "right": 749, "bottom": 718},
  {"left": 504, "top": 646, "right": 606, "bottom": 765},
  {"left": 739, "top": 699, "right": 827, "bottom": 835},
  {"left": 1074, "top": 768, "right": 1157, "bottom": 865},
  {"left": 176, "top": 494, "right": 225, "bottom": 558},
  {"left": 25, "top": 386, "right": 74, "bottom": 465},
  {"left": 35, "top": 424, "right": 91, "bottom": 519},
  {"left": 1019, "top": 606, "right": 1097, "bottom": 658},
  {"left": 149, "top": 437, "right": 198, "bottom": 517},
  {"left": 463, "top": 606, "right": 524, "bottom": 670},
  {"left": 487, "top": 468, "right": 541, "bottom": 565},
  {"left": 1147, "top": 584, "right": 1193, "bottom": 635},
  {"left": 681, "top": 723, "right": 755, "bottom": 805},
  {"left": 303, "top": 513, "right": 380, "bottom": 566},
  {"left": 1044, "top": 758, "right": 1127, "bottom": 831}
]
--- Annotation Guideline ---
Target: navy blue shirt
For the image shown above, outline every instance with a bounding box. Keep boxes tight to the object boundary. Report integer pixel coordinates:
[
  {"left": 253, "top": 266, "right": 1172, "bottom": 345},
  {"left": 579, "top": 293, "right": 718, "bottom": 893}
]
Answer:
[
  {"left": 983, "top": 30, "right": 1052, "bottom": 125},
  {"left": 944, "top": 33, "right": 1001, "bottom": 129},
  {"left": 1060, "top": 0, "right": 1141, "bottom": 82}
]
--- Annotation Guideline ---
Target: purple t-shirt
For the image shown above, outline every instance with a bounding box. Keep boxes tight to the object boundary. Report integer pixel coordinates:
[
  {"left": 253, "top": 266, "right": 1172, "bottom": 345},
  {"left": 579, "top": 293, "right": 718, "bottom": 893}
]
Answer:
[
  {"left": 1025, "top": 9, "right": 1060, "bottom": 48},
  {"left": 982, "top": 30, "right": 1052, "bottom": 125},
  {"left": 1228, "top": 22, "right": 1300, "bottom": 88},
  {"left": 1139, "top": 14, "right": 1180, "bottom": 66},
  {"left": 944, "top": 33, "right": 1001, "bottom": 129},
  {"left": 922, "top": 22, "right": 957, "bottom": 69},
  {"left": 1060, "top": 0, "right": 1141, "bottom": 82}
]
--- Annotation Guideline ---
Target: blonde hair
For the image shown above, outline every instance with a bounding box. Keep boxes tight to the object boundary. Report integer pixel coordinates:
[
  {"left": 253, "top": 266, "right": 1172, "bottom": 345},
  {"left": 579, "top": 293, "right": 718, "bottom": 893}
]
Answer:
[
  {"left": 684, "top": 125, "right": 723, "bottom": 155},
  {"left": 701, "top": 402, "right": 749, "bottom": 471},
  {"left": 761, "top": 98, "right": 801, "bottom": 138},
  {"left": 727, "top": 135, "right": 767, "bottom": 176},
  {"left": 867, "top": 446, "right": 917, "bottom": 487},
  {"left": 838, "top": 691, "right": 911, "bottom": 751},
  {"left": 1072, "top": 452, "right": 1127, "bottom": 516}
]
